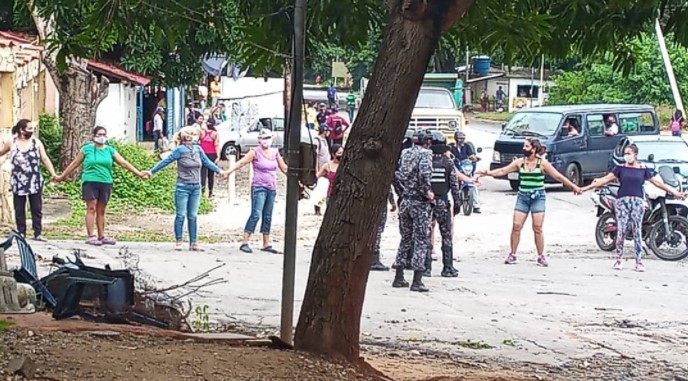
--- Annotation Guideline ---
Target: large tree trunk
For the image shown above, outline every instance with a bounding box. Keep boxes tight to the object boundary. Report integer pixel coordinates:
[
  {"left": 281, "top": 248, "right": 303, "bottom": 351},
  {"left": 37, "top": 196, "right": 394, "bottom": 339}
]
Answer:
[
  {"left": 54, "top": 61, "right": 109, "bottom": 172},
  {"left": 294, "top": 0, "right": 475, "bottom": 363},
  {"left": 29, "top": 4, "right": 109, "bottom": 175}
]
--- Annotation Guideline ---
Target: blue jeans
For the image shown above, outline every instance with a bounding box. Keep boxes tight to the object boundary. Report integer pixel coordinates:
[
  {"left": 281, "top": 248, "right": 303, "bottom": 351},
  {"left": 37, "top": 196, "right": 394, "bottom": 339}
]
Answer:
[
  {"left": 174, "top": 183, "right": 201, "bottom": 242},
  {"left": 245, "top": 186, "right": 277, "bottom": 234}
]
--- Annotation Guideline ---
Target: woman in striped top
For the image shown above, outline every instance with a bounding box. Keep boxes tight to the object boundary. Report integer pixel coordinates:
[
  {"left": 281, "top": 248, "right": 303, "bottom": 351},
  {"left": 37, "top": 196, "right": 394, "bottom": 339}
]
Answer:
[{"left": 478, "top": 138, "right": 581, "bottom": 267}]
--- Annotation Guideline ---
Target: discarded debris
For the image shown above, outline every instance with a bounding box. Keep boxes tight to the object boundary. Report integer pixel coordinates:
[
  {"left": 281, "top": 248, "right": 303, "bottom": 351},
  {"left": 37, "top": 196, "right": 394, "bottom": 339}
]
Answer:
[{"left": 7, "top": 356, "right": 36, "bottom": 379}]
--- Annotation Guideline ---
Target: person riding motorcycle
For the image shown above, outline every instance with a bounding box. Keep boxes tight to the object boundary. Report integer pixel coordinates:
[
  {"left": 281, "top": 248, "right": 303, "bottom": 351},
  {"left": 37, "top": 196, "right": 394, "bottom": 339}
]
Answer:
[{"left": 449, "top": 131, "right": 481, "bottom": 214}]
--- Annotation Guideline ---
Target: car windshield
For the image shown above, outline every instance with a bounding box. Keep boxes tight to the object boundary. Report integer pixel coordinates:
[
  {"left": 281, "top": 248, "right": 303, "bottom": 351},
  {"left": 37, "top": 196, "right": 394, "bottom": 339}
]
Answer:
[
  {"left": 637, "top": 141, "right": 688, "bottom": 163},
  {"left": 414, "top": 89, "right": 456, "bottom": 109},
  {"left": 502, "top": 112, "right": 562, "bottom": 138}
]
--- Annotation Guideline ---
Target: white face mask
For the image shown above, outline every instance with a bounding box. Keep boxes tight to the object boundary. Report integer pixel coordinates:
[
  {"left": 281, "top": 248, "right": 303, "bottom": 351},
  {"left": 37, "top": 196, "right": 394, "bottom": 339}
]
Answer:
[
  {"left": 260, "top": 138, "right": 272, "bottom": 148},
  {"left": 623, "top": 154, "right": 635, "bottom": 164},
  {"left": 93, "top": 136, "right": 108, "bottom": 145}
]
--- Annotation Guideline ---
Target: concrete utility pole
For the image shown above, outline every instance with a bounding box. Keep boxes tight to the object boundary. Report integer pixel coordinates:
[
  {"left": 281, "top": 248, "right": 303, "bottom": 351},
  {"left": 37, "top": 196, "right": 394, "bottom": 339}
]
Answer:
[
  {"left": 281, "top": 0, "right": 306, "bottom": 345},
  {"left": 655, "top": 18, "right": 684, "bottom": 113}
]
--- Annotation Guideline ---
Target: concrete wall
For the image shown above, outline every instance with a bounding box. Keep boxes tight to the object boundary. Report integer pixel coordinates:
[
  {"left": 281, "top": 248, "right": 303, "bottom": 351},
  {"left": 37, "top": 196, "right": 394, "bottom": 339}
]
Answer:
[{"left": 95, "top": 83, "right": 137, "bottom": 144}]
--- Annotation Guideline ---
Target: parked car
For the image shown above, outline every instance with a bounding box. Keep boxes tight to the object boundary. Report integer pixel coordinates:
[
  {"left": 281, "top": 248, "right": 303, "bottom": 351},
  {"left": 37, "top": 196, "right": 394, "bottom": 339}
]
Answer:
[
  {"left": 409, "top": 87, "right": 466, "bottom": 144},
  {"left": 490, "top": 104, "right": 660, "bottom": 190},
  {"left": 216, "top": 116, "right": 316, "bottom": 160},
  {"left": 608, "top": 135, "right": 688, "bottom": 178}
]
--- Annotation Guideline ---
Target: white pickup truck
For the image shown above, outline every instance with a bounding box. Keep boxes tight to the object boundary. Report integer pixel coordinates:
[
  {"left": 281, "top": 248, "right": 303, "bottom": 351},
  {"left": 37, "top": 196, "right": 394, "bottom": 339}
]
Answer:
[
  {"left": 409, "top": 87, "right": 466, "bottom": 143},
  {"left": 216, "top": 117, "right": 316, "bottom": 160}
]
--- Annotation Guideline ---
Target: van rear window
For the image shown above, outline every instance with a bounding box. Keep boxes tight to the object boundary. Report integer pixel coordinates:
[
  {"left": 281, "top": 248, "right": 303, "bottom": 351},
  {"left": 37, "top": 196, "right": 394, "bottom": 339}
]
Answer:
[{"left": 618, "top": 112, "right": 655, "bottom": 133}]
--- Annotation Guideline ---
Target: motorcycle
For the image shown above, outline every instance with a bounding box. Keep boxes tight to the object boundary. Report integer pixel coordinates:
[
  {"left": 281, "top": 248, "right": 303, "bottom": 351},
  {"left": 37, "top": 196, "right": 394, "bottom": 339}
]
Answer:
[
  {"left": 453, "top": 146, "right": 483, "bottom": 216},
  {"left": 592, "top": 165, "right": 688, "bottom": 261}
]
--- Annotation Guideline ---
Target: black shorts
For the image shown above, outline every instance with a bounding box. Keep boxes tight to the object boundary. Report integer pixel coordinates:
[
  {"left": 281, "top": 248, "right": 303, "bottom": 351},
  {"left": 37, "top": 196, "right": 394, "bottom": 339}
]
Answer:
[{"left": 82, "top": 182, "right": 113, "bottom": 204}]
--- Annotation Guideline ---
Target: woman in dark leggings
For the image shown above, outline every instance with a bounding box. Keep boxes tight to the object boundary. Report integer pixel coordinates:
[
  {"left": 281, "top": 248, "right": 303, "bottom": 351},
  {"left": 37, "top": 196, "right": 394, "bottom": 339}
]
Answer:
[
  {"left": 583, "top": 144, "right": 685, "bottom": 272},
  {"left": 199, "top": 124, "right": 220, "bottom": 198}
]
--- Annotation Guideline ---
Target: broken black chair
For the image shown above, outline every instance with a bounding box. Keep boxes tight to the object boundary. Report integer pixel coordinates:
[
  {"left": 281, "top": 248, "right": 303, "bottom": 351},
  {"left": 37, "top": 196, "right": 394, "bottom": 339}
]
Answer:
[{"left": 0, "top": 230, "right": 58, "bottom": 308}]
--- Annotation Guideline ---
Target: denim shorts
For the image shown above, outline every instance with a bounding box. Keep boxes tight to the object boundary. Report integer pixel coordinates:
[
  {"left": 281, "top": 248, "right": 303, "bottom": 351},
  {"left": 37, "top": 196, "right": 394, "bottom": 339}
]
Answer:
[{"left": 515, "top": 190, "right": 546, "bottom": 214}]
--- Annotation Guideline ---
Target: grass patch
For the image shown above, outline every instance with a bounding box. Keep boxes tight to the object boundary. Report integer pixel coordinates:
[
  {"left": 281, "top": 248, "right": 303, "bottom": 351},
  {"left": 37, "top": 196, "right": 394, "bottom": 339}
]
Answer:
[
  {"left": 473, "top": 112, "right": 515, "bottom": 123},
  {"left": 456, "top": 340, "right": 494, "bottom": 350},
  {"left": 0, "top": 320, "right": 15, "bottom": 332}
]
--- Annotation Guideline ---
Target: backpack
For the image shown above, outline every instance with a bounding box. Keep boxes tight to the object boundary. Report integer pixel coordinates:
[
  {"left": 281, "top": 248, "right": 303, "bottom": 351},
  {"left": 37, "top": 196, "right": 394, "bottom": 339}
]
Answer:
[
  {"left": 671, "top": 117, "right": 682, "bottom": 132},
  {"left": 333, "top": 117, "right": 343, "bottom": 134},
  {"left": 328, "top": 87, "right": 336, "bottom": 99}
]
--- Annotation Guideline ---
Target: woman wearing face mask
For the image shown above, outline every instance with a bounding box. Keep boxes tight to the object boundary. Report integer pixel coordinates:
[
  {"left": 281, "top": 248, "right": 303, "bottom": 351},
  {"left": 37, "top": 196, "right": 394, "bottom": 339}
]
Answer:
[
  {"left": 0, "top": 119, "right": 58, "bottom": 241},
  {"left": 226, "top": 129, "right": 288, "bottom": 254},
  {"left": 477, "top": 138, "right": 582, "bottom": 266},
  {"left": 55, "top": 126, "right": 147, "bottom": 245},
  {"left": 199, "top": 122, "right": 220, "bottom": 198},
  {"left": 582, "top": 144, "right": 685, "bottom": 272},
  {"left": 317, "top": 144, "right": 343, "bottom": 205},
  {"left": 146, "top": 126, "right": 228, "bottom": 251}
]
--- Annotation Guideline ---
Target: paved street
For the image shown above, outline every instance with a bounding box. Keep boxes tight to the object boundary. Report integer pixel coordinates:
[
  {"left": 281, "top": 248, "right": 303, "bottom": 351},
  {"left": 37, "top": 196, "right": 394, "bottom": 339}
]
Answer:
[{"left": 8, "top": 120, "right": 688, "bottom": 375}]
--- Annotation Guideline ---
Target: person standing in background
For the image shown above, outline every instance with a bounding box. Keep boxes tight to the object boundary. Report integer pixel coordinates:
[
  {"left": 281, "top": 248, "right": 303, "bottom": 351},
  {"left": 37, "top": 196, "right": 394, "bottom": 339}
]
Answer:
[
  {"left": 326, "top": 108, "right": 350, "bottom": 146},
  {"left": 153, "top": 107, "right": 165, "bottom": 150},
  {"left": 670, "top": 109, "right": 684, "bottom": 137},
  {"left": 0, "top": 119, "right": 58, "bottom": 241},
  {"left": 313, "top": 125, "right": 331, "bottom": 215},
  {"left": 346, "top": 92, "right": 356, "bottom": 122},
  {"left": 327, "top": 83, "right": 337, "bottom": 108},
  {"left": 210, "top": 76, "right": 222, "bottom": 107},
  {"left": 198, "top": 84, "right": 208, "bottom": 111},
  {"left": 199, "top": 123, "right": 220, "bottom": 198}
]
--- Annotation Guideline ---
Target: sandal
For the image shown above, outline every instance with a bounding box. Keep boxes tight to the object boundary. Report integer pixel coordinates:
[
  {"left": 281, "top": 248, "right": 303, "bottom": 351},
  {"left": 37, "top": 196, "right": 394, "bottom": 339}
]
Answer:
[
  {"left": 261, "top": 246, "right": 280, "bottom": 254},
  {"left": 240, "top": 244, "right": 252, "bottom": 253},
  {"left": 190, "top": 243, "right": 204, "bottom": 252},
  {"left": 175, "top": 242, "right": 183, "bottom": 251}
]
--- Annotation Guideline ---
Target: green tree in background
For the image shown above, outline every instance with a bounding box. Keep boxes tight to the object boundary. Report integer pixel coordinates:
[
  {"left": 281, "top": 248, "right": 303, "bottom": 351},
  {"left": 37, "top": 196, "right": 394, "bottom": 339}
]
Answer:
[{"left": 548, "top": 34, "right": 688, "bottom": 106}]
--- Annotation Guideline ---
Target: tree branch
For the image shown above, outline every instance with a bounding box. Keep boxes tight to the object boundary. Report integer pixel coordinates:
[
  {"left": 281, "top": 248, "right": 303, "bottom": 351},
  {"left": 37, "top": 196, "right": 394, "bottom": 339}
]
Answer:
[
  {"left": 442, "top": 0, "right": 477, "bottom": 33},
  {"left": 27, "top": 0, "right": 63, "bottom": 90}
]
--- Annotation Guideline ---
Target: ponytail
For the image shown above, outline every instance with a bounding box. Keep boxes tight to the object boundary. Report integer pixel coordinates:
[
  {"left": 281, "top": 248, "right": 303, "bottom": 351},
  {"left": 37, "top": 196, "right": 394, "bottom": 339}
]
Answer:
[
  {"left": 12, "top": 119, "right": 30, "bottom": 135},
  {"left": 526, "top": 137, "right": 547, "bottom": 156}
]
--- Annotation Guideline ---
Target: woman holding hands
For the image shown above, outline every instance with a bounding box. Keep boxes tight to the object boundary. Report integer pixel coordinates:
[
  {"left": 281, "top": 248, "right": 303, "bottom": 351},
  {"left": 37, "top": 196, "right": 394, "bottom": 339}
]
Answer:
[
  {"left": 582, "top": 143, "right": 685, "bottom": 272},
  {"left": 477, "top": 138, "right": 581, "bottom": 267}
]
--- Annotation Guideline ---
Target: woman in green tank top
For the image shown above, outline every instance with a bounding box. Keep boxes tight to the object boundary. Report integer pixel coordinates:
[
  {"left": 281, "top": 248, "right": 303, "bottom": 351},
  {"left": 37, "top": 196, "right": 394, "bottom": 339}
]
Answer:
[{"left": 478, "top": 138, "right": 582, "bottom": 267}]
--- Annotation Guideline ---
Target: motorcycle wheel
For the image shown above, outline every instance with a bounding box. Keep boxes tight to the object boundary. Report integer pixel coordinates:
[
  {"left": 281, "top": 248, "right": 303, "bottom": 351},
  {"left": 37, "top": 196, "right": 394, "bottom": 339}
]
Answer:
[
  {"left": 462, "top": 188, "right": 473, "bottom": 216},
  {"left": 595, "top": 212, "right": 617, "bottom": 252},
  {"left": 648, "top": 216, "right": 688, "bottom": 261}
]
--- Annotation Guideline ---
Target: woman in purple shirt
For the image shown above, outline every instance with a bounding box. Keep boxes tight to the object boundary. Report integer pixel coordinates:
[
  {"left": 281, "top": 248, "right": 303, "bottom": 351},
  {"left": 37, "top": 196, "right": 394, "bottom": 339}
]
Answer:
[
  {"left": 583, "top": 144, "right": 685, "bottom": 272},
  {"left": 226, "top": 129, "right": 288, "bottom": 253}
]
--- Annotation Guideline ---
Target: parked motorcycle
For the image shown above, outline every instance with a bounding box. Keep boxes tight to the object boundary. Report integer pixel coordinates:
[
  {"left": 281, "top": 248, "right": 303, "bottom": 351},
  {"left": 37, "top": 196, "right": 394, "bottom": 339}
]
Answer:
[
  {"left": 454, "top": 146, "right": 483, "bottom": 216},
  {"left": 592, "top": 166, "right": 688, "bottom": 261}
]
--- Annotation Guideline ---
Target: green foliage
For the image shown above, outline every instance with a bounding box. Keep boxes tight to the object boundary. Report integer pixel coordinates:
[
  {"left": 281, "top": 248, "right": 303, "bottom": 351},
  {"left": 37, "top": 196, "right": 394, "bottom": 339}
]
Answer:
[
  {"left": 51, "top": 141, "right": 212, "bottom": 221},
  {"left": 192, "top": 305, "right": 210, "bottom": 332},
  {"left": 0, "top": 320, "right": 14, "bottom": 332},
  {"left": 548, "top": 34, "right": 688, "bottom": 106},
  {"left": 38, "top": 114, "right": 63, "bottom": 162}
]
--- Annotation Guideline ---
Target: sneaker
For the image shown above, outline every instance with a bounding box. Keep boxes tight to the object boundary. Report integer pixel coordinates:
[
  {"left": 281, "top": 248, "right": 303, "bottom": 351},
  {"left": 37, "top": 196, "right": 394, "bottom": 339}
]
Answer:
[
  {"left": 99, "top": 236, "right": 116, "bottom": 245},
  {"left": 190, "top": 243, "right": 204, "bottom": 252},
  {"left": 175, "top": 241, "right": 183, "bottom": 251},
  {"left": 33, "top": 235, "right": 47, "bottom": 242},
  {"left": 85, "top": 236, "right": 102, "bottom": 246},
  {"left": 504, "top": 253, "right": 517, "bottom": 264},
  {"left": 613, "top": 258, "right": 623, "bottom": 270},
  {"left": 537, "top": 255, "right": 549, "bottom": 267},
  {"left": 635, "top": 261, "right": 646, "bottom": 272}
]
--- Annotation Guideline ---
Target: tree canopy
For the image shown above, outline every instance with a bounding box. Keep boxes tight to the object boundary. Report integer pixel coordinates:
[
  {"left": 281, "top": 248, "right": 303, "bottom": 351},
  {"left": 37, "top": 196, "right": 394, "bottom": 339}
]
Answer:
[
  {"left": 14, "top": 0, "right": 688, "bottom": 87},
  {"left": 548, "top": 33, "right": 688, "bottom": 106}
]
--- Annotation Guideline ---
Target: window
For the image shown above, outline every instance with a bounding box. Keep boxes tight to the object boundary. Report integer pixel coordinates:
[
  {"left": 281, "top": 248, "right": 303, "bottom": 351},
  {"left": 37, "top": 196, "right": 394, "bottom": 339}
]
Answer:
[
  {"left": 516, "top": 85, "right": 539, "bottom": 99},
  {"left": 587, "top": 114, "right": 606, "bottom": 136},
  {"left": 414, "top": 89, "right": 456, "bottom": 109},
  {"left": 561, "top": 114, "right": 582, "bottom": 137},
  {"left": 618, "top": 112, "right": 655, "bottom": 133},
  {"left": 502, "top": 112, "right": 562, "bottom": 137},
  {"left": 273, "top": 118, "right": 285, "bottom": 131}
]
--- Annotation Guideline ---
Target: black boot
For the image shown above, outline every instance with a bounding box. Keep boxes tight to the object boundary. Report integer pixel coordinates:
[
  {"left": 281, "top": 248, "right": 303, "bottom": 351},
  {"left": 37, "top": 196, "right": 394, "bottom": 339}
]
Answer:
[
  {"left": 392, "top": 267, "right": 409, "bottom": 288},
  {"left": 370, "top": 252, "right": 390, "bottom": 271},
  {"left": 423, "top": 253, "right": 432, "bottom": 277},
  {"left": 410, "top": 271, "right": 429, "bottom": 292},
  {"left": 441, "top": 246, "right": 459, "bottom": 278}
]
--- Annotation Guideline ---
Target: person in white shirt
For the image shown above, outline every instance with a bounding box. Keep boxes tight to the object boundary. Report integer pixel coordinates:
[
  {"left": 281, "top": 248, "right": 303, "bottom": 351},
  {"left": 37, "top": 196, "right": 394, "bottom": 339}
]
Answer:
[
  {"left": 604, "top": 114, "right": 619, "bottom": 136},
  {"left": 153, "top": 107, "right": 165, "bottom": 150}
]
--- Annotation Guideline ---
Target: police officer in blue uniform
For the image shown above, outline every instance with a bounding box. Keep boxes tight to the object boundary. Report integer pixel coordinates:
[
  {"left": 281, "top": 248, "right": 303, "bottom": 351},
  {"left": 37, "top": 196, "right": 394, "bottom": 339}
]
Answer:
[{"left": 392, "top": 129, "right": 434, "bottom": 292}]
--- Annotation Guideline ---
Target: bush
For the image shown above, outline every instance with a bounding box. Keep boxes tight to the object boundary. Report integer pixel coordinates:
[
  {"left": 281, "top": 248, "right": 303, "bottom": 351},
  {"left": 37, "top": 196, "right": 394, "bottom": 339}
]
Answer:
[{"left": 37, "top": 116, "right": 213, "bottom": 219}]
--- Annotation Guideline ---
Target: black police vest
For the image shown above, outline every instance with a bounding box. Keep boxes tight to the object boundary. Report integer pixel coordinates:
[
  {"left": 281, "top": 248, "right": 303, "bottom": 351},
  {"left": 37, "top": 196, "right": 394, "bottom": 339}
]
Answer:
[{"left": 431, "top": 157, "right": 451, "bottom": 196}]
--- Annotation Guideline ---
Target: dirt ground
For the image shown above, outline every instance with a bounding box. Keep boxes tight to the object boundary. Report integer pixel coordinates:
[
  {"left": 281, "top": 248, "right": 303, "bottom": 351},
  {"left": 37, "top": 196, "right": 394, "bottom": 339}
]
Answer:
[{"left": 0, "top": 314, "right": 537, "bottom": 381}]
